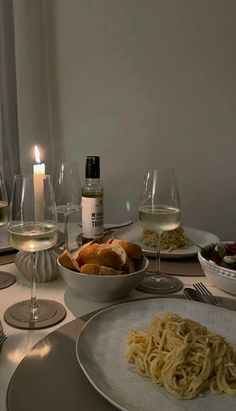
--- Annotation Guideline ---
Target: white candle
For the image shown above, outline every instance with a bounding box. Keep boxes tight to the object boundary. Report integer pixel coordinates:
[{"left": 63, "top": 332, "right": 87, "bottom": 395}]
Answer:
[{"left": 33, "top": 146, "right": 45, "bottom": 221}]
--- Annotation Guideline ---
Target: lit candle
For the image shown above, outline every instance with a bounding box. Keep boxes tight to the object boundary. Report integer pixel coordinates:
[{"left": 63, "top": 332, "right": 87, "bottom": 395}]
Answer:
[{"left": 33, "top": 145, "right": 45, "bottom": 221}]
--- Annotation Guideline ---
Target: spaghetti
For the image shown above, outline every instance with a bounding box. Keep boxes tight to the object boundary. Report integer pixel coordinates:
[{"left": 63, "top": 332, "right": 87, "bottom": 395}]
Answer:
[
  {"left": 125, "top": 312, "right": 236, "bottom": 399},
  {"left": 141, "top": 226, "right": 191, "bottom": 252}
]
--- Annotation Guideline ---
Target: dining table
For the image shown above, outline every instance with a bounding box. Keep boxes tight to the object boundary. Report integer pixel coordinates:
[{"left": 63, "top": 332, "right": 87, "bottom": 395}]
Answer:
[{"left": 1, "top": 225, "right": 236, "bottom": 411}]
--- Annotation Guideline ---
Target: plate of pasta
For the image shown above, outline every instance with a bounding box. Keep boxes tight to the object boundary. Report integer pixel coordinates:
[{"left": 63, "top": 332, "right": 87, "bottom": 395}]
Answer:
[
  {"left": 115, "top": 224, "right": 219, "bottom": 258},
  {"left": 76, "top": 298, "right": 236, "bottom": 411}
]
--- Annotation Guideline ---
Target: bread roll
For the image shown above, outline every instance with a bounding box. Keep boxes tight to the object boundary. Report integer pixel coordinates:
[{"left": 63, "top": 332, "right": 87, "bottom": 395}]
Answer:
[
  {"left": 76, "top": 242, "right": 129, "bottom": 272},
  {"left": 79, "top": 263, "right": 100, "bottom": 275},
  {"left": 59, "top": 238, "right": 143, "bottom": 276},
  {"left": 72, "top": 240, "right": 96, "bottom": 261},
  {"left": 108, "top": 239, "right": 142, "bottom": 260},
  {"left": 80, "top": 263, "right": 123, "bottom": 276},
  {"left": 58, "top": 249, "right": 80, "bottom": 272}
]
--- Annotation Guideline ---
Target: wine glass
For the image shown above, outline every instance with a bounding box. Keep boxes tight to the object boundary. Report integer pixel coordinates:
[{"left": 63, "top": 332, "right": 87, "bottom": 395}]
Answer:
[
  {"left": 138, "top": 168, "right": 183, "bottom": 293},
  {"left": 53, "top": 162, "right": 81, "bottom": 250},
  {"left": 0, "top": 167, "right": 16, "bottom": 289},
  {"left": 4, "top": 175, "right": 66, "bottom": 329}
]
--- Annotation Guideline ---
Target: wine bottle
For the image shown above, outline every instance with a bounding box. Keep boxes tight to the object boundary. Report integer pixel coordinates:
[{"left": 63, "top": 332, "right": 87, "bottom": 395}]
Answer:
[{"left": 81, "top": 156, "right": 104, "bottom": 244}]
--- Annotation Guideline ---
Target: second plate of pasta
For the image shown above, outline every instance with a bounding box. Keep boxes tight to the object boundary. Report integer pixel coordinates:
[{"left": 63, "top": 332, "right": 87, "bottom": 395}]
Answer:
[{"left": 115, "top": 224, "right": 219, "bottom": 258}]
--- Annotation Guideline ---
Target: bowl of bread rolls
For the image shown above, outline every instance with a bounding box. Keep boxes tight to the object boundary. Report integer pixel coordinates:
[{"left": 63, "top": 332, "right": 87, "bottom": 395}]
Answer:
[{"left": 57, "top": 238, "right": 149, "bottom": 301}]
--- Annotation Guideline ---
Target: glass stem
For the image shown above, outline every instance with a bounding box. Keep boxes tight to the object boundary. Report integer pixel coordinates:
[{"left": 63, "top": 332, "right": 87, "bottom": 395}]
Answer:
[
  {"left": 155, "top": 232, "right": 162, "bottom": 275},
  {"left": 30, "top": 252, "right": 39, "bottom": 321},
  {"left": 64, "top": 213, "right": 69, "bottom": 249}
]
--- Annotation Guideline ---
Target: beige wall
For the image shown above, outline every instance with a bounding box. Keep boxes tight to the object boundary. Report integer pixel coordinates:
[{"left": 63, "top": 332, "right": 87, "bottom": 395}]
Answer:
[{"left": 15, "top": 0, "right": 236, "bottom": 239}]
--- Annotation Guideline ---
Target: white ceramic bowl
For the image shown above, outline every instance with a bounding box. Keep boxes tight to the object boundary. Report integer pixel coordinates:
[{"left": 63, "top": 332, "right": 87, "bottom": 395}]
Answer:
[
  {"left": 198, "top": 250, "right": 236, "bottom": 295},
  {"left": 57, "top": 255, "right": 149, "bottom": 301}
]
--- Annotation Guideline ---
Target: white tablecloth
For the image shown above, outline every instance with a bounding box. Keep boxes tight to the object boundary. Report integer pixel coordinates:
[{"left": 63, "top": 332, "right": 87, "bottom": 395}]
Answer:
[{"left": 1, "top": 224, "right": 236, "bottom": 411}]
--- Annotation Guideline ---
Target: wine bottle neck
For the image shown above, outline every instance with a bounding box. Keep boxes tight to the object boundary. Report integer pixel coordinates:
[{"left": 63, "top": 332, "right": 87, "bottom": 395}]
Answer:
[{"left": 85, "top": 178, "right": 100, "bottom": 186}]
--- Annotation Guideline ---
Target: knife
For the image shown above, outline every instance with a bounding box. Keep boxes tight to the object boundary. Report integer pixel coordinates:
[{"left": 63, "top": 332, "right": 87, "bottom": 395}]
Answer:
[
  {"left": 77, "top": 220, "right": 133, "bottom": 232},
  {"left": 76, "top": 220, "right": 133, "bottom": 246}
]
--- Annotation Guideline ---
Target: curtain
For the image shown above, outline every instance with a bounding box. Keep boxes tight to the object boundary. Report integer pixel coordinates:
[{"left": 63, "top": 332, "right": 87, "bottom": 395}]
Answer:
[
  {"left": 0, "top": 0, "right": 21, "bottom": 196},
  {"left": 1, "top": 0, "right": 63, "bottom": 189}
]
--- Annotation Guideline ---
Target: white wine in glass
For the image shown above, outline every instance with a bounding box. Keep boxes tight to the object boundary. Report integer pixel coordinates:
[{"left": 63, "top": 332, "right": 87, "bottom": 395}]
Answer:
[
  {"left": 0, "top": 201, "right": 8, "bottom": 227},
  {"left": 4, "top": 174, "right": 66, "bottom": 329},
  {"left": 138, "top": 168, "right": 183, "bottom": 293},
  {"left": 0, "top": 167, "right": 16, "bottom": 290},
  {"left": 9, "top": 222, "right": 58, "bottom": 252},
  {"left": 0, "top": 168, "right": 8, "bottom": 228},
  {"left": 139, "top": 206, "right": 181, "bottom": 232}
]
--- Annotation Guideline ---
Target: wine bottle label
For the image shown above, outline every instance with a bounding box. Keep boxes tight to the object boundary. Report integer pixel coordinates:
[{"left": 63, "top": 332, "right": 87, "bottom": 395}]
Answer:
[{"left": 81, "top": 196, "right": 104, "bottom": 238}]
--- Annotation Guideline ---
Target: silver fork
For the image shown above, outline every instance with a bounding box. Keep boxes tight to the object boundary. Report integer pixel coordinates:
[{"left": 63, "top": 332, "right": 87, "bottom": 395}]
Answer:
[
  {"left": 0, "top": 331, "right": 7, "bottom": 346},
  {"left": 193, "top": 282, "right": 218, "bottom": 305}
]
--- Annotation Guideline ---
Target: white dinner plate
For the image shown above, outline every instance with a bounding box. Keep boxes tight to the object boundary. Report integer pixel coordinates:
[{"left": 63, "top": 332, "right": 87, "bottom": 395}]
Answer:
[
  {"left": 115, "top": 224, "right": 219, "bottom": 258},
  {"left": 76, "top": 299, "right": 236, "bottom": 411}
]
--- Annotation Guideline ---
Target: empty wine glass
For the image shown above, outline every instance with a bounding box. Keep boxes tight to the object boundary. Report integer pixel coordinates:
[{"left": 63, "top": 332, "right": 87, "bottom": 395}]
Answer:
[
  {"left": 53, "top": 162, "right": 81, "bottom": 250},
  {"left": 4, "top": 174, "right": 66, "bottom": 329},
  {"left": 138, "top": 168, "right": 183, "bottom": 293},
  {"left": 0, "top": 167, "right": 16, "bottom": 289}
]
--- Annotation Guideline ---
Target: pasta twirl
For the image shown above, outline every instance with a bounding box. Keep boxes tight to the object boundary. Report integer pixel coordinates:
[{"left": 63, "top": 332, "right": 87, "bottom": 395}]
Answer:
[
  {"left": 125, "top": 312, "right": 236, "bottom": 399},
  {"left": 141, "top": 226, "right": 191, "bottom": 252}
]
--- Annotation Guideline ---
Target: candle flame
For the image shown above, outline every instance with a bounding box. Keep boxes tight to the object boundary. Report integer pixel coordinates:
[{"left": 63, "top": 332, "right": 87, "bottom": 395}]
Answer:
[{"left": 34, "top": 145, "right": 41, "bottom": 164}]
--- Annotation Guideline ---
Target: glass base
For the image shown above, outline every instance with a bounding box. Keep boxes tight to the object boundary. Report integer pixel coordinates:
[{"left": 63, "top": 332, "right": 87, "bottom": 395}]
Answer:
[
  {"left": 4, "top": 299, "right": 66, "bottom": 330},
  {"left": 137, "top": 273, "right": 183, "bottom": 294},
  {"left": 0, "top": 271, "right": 16, "bottom": 290}
]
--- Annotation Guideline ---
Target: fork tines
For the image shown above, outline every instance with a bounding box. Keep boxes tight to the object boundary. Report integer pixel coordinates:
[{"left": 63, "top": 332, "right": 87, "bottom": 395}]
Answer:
[
  {"left": 193, "top": 282, "right": 218, "bottom": 305},
  {"left": 0, "top": 332, "right": 7, "bottom": 345}
]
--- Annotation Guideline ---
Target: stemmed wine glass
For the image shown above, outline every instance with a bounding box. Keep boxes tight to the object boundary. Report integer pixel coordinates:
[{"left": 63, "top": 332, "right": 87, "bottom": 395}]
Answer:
[
  {"left": 53, "top": 162, "right": 81, "bottom": 250},
  {"left": 4, "top": 175, "right": 66, "bottom": 329},
  {"left": 138, "top": 168, "right": 183, "bottom": 293},
  {"left": 0, "top": 167, "right": 16, "bottom": 289}
]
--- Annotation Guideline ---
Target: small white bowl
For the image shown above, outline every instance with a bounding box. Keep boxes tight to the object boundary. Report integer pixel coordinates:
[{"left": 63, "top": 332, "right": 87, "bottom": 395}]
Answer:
[
  {"left": 198, "top": 250, "right": 236, "bottom": 295},
  {"left": 57, "top": 255, "right": 149, "bottom": 301}
]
